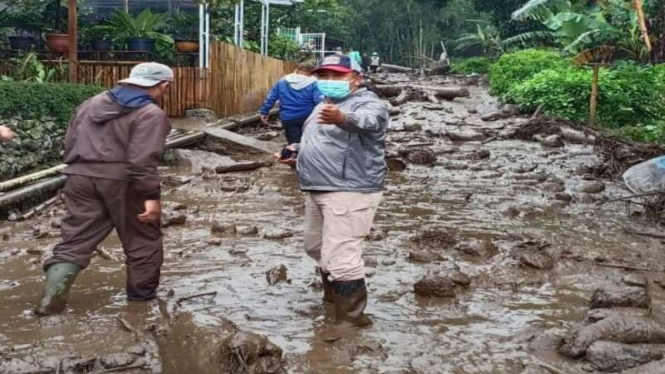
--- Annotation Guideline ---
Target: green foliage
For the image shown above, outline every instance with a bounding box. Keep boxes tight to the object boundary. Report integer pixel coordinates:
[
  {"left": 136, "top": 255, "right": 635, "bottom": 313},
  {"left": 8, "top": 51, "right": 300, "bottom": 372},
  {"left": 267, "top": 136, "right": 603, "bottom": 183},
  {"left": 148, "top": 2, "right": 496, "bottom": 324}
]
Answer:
[
  {"left": 0, "top": 81, "right": 103, "bottom": 125},
  {"left": 0, "top": 117, "right": 65, "bottom": 179},
  {"left": 268, "top": 35, "right": 301, "bottom": 61},
  {"left": 108, "top": 9, "right": 174, "bottom": 44},
  {"left": 166, "top": 9, "right": 198, "bottom": 41},
  {"left": 455, "top": 24, "right": 505, "bottom": 58},
  {"left": 489, "top": 49, "right": 569, "bottom": 98},
  {"left": 450, "top": 57, "right": 492, "bottom": 74},
  {"left": 504, "top": 62, "right": 665, "bottom": 136}
]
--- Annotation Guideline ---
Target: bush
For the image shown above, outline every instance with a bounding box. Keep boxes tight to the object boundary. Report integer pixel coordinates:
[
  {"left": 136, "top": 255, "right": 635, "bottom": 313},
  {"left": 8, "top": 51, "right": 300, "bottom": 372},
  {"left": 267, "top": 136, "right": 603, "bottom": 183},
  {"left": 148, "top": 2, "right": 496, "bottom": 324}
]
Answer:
[
  {"left": 489, "top": 49, "right": 570, "bottom": 99},
  {"left": 0, "top": 82, "right": 103, "bottom": 179},
  {"left": 450, "top": 57, "right": 492, "bottom": 75},
  {"left": 0, "top": 117, "right": 66, "bottom": 179},
  {"left": 0, "top": 81, "right": 103, "bottom": 125},
  {"left": 505, "top": 62, "right": 665, "bottom": 135}
]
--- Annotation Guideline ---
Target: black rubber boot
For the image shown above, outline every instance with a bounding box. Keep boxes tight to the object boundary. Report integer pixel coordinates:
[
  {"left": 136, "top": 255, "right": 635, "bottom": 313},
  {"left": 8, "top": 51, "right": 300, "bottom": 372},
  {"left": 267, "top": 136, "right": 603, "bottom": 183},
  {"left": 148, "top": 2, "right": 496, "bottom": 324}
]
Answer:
[
  {"left": 318, "top": 268, "right": 334, "bottom": 304},
  {"left": 35, "top": 262, "right": 81, "bottom": 316},
  {"left": 331, "top": 279, "right": 373, "bottom": 327}
]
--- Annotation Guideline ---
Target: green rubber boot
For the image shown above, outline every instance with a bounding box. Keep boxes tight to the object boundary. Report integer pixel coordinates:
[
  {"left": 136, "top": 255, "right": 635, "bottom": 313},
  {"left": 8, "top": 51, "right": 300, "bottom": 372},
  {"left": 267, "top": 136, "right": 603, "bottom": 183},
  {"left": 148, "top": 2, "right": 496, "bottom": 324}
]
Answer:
[{"left": 35, "top": 262, "right": 81, "bottom": 316}]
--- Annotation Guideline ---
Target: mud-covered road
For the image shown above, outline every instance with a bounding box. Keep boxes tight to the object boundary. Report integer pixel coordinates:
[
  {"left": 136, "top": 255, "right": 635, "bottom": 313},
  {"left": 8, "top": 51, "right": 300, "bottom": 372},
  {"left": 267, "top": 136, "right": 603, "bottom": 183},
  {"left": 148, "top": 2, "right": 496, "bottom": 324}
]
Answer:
[{"left": 2, "top": 75, "right": 665, "bottom": 374}]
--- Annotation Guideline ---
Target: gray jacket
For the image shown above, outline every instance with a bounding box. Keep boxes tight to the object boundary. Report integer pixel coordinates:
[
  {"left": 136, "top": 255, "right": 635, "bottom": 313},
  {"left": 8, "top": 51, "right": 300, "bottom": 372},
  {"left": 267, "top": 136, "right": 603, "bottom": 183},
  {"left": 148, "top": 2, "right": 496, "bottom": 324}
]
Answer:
[{"left": 296, "top": 88, "right": 389, "bottom": 192}]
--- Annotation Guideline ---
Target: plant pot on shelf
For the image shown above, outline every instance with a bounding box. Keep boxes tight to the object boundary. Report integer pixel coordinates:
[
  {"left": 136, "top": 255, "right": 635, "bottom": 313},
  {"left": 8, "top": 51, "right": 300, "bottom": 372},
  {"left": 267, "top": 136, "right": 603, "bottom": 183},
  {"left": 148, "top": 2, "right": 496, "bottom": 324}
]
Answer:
[
  {"left": 9, "top": 36, "right": 36, "bottom": 50},
  {"left": 175, "top": 40, "right": 199, "bottom": 53},
  {"left": 127, "top": 38, "right": 156, "bottom": 52},
  {"left": 46, "top": 33, "right": 69, "bottom": 53},
  {"left": 92, "top": 39, "right": 112, "bottom": 51}
]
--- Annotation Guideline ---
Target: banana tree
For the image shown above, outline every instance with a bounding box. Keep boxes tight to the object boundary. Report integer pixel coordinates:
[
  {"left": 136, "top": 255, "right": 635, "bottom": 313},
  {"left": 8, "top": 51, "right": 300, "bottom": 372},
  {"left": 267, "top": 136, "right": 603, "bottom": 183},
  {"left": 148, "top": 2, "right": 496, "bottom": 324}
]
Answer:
[{"left": 454, "top": 24, "right": 506, "bottom": 58}]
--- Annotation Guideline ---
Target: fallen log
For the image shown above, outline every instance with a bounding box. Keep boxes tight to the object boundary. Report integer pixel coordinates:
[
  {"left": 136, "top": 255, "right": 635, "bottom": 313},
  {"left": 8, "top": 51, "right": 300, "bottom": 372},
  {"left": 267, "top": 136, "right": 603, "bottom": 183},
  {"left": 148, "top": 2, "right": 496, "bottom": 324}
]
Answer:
[
  {"left": 215, "top": 161, "right": 269, "bottom": 174},
  {"left": 374, "top": 84, "right": 469, "bottom": 102},
  {"left": 381, "top": 63, "right": 414, "bottom": 73},
  {"left": 389, "top": 90, "right": 417, "bottom": 106}
]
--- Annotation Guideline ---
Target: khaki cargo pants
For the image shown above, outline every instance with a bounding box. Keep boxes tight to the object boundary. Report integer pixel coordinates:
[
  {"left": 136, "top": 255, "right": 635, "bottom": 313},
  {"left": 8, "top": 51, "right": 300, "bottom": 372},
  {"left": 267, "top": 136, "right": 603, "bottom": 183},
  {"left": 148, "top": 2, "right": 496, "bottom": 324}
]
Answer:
[{"left": 304, "top": 191, "right": 383, "bottom": 281}]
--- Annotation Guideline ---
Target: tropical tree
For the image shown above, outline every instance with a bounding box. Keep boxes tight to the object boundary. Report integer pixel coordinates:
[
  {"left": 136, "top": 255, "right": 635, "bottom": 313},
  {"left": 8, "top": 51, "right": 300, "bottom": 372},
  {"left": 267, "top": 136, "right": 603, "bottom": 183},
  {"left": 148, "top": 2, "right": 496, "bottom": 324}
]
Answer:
[{"left": 454, "top": 24, "right": 506, "bottom": 58}]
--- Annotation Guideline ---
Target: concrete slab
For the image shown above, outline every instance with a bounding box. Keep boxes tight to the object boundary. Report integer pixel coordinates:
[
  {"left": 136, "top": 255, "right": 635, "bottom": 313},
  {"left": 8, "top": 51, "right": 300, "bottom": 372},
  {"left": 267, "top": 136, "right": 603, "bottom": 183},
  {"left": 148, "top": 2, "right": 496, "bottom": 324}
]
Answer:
[{"left": 203, "top": 127, "right": 280, "bottom": 155}]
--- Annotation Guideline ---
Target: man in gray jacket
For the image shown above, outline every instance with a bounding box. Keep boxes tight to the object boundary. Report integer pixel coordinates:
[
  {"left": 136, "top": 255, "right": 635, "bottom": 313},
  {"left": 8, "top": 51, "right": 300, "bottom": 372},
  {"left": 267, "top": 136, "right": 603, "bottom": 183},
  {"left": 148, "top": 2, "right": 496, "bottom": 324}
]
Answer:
[{"left": 283, "top": 55, "right": 389, "bottom": 327}]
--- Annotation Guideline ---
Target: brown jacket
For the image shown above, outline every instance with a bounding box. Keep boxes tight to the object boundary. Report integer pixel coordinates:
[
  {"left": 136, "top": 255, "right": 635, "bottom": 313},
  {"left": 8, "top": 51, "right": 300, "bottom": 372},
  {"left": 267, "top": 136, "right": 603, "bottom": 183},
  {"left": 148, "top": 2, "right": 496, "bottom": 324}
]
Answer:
[{"left": 63, "top": 88, "right": 171, "bottom": 200}]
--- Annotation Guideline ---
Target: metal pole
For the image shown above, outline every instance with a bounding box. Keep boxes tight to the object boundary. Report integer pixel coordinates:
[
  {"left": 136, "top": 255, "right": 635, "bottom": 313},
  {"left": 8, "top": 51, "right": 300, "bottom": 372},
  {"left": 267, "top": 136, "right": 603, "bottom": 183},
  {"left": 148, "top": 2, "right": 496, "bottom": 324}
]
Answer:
[
  {"left": 239, "top": 0, "right": 244, "bottom": 47},
  {"left": 234, "top": 4, "right": 239, "bottom": 45},
  {"left": 199, "top": 4, "right": 204, "bottom": 69},
  {"left": 68, "top": 0, "right": 77, "bottom": 83},
  {"left": 265, "top": 2, "right": 270, "bottom": 55},
  {"left": 260, "top": 4, "right": 265, "bottom": 55},
  {"left": 124, "top": 0, "right": 129, "bottom": 12},
  {"left": 205, "top": 3, "right": 210, "bottom": 68}
]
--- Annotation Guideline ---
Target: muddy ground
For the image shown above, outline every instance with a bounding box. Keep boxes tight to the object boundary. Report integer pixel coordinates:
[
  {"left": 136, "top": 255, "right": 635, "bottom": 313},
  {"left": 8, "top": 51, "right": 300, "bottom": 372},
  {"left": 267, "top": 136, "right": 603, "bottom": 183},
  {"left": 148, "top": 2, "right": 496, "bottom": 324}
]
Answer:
[{"left": 2, "top": 74, "right": 665, "bottom": 374}]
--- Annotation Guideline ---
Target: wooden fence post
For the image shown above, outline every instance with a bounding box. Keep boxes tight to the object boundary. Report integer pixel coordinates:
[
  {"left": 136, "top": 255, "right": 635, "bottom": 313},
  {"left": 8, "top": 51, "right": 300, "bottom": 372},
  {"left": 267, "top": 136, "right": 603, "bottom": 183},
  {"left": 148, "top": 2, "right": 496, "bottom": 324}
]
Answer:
[
  {"left": 68, "top": 0, "right": 78, "bottom": 83},
  {"left": 589, "top": 64, "right": 600, "bottom": 127}
]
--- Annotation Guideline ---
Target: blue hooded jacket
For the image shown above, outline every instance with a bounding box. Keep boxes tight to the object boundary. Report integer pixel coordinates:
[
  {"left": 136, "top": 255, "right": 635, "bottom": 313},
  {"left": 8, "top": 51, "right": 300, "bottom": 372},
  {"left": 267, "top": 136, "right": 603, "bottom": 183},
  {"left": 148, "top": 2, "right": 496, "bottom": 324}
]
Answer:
[{"left": 260, "top": 73, "right": 322, "bottom": 121}]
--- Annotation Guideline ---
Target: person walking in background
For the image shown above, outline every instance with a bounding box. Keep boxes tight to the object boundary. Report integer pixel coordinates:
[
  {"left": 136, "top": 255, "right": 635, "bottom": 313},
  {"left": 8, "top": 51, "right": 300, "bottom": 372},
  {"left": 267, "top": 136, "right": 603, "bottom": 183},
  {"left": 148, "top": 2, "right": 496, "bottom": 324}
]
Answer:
[
  {"left": 348, "top": 48, "right": 362, "bottom": 66},
  {"left": 370, "top": 52, "right": 381, "bottom": 74},
  {"left": 279, "top": 55, "right": 389, "bottom": 328},
  {"left": 260, "top": 62, "right": 322, "bottom": 145},
  {"left": 36, "top": 63, "right": 173, "bottom": 316},
  {"left": 361, "top": 52, "right": 371, "bottom": 73},
  {"left": 0, "top": 125, "right": 15, "bottom": 142}
]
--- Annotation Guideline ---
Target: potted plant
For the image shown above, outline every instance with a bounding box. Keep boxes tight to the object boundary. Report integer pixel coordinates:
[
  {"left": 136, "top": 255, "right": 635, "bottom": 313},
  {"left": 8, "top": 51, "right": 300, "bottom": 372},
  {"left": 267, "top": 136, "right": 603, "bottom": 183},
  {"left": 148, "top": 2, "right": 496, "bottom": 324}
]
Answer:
[
  {"left": 4, "top": 11, "right": 40, "bottom": 51},
  {"left": 108, "top": 9, "right": 173, "bottom": 52},
  {"left": 44, "top": 0, "right": 69, "bottom": 53},
  {"left": 86, "top": 25, "right": 114, "bottom": 51},
  {"left": 167, "top": 10, "right": 199, "bottom": 53}
]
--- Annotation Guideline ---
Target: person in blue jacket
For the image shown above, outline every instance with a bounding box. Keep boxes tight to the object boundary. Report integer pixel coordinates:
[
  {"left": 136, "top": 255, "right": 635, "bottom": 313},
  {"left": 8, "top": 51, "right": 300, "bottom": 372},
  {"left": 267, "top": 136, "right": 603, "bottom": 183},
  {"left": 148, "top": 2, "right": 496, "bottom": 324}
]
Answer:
[{"left": 260, "top": 61, "right": 322, "bottom": 144}]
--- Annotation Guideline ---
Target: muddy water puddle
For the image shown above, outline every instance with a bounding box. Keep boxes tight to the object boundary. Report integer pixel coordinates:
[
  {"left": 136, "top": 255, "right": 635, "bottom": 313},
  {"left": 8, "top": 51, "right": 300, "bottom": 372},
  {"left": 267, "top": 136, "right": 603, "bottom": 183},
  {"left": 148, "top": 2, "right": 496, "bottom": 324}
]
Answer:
[{"left": 2, "top": 80, "right": 665, "bottom": 374}]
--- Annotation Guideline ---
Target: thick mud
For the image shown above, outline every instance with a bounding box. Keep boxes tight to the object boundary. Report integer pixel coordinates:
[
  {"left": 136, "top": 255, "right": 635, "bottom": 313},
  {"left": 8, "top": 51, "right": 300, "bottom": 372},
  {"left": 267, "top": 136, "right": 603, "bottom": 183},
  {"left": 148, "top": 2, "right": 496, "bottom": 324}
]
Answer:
[{"left": 2, "top": 75, "right": 665, "bottom": 373}]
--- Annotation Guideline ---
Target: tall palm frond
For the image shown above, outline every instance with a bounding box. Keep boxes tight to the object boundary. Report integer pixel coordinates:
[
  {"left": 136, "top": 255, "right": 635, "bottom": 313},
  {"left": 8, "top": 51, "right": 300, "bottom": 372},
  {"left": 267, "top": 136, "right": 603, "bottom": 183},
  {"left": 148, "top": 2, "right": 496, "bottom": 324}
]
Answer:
[
  {"left": 512, "top": 0, "right": 573, "bottom": 21},
  {"left": 504, "top": 31, "right": 557, "bottom": 48}
]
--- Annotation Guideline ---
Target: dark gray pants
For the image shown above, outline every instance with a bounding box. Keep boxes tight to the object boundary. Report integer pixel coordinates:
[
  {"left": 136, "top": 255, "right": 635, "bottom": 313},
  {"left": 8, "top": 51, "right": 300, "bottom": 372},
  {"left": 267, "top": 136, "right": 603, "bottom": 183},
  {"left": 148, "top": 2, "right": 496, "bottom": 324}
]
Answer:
[{"left": 44, "top": 175, "right": 163, "bottom": 301}]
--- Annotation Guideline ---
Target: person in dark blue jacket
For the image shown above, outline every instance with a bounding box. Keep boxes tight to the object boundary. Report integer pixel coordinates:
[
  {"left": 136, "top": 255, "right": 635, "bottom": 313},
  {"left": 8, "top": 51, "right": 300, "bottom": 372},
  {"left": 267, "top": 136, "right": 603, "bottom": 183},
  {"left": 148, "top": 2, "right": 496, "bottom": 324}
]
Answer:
[{"left": 260, "top": 62, "right": 322, "bottom": 144}]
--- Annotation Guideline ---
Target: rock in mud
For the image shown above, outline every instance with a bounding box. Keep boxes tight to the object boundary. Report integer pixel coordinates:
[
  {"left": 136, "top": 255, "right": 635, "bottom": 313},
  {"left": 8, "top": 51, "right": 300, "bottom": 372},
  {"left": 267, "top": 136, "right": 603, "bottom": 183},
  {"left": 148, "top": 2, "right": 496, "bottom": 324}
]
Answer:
[
  {"left": 620, "top": 359, "right": 665, "bottom": 374},
  {"left": 559, "top": 315, "right": 665, "bottom": 358},
  {"left": 586, "top": 308, "right": 648, "bottom": 323},
  {"left": 263, "top": 229, "right": 294, "bottom": 240},
  {"left": 441, "top": 162, "right": 469, "bottom": 171},
  {"left": 586, "top": 341, "right": 663, "bottom": 372},
  {"left": 576, "top": 181, "right": 606, "bottom": 194},
  {"left": 207, "top": 237, "right": 223, "bottom": 246},
  {"left": 158, "top": 312, "right": 283, "bottom": 374},
  {"left": 387, "top": 158, "right": 408, "bottom": 171},
  {"left": 219, "top": 332, "right": 283, "bottom": 374},
  {"left": 575, "top": 193, "right": 597, "bottom": 204},
  {"left": 411, "top": 229, "right": 458, "bottom": 250},
  {"left": 162, "top": 212, "right": 187, "bottom": 228},
  {"left": 238, "top": 225, "right": 259, "bottom": 236},
  {"left": 211, "top": 223, "right": 237, "bottom": 235},
  {"left": 256, "top": 132, "right": 280, "bottom": 141},
  {"left": 367, "top": 229, "right": 385, "bottom": 241},
  {"left": 446, "top": 130, "right": 486, "bottom": 142},
  {"left": 519, "top": 252, "right": 554, "bottom": 270},
  {"left": 590, "top": 284, "right": 650, "bottom": 309},
  {"left": 554, "top": 193, "right": 573, "bottom": 202},
  {"left": 468, "top": 150, "right": 491, "bottom": 160},
  {"left": 502, "top": 104, "right": 520, "bottom": 116},
  {"left": 560, "top": 127, "right": 596, "bottom": 144},
  {"left": 414, "top": 275, "right": 456, "bottom": 298},
  {"left": 403, "top": 120, "right": 424, "bottom": 132},
  {"left": 535, "top": 134, "right": 564, "bottom": 148},
  {"left": 455, "top": 239, "right": 498, "bottom": 258},
  {"left": 406, "top": 149, "right": 437, "bottom": 165},
  {"left": 539, "top": 182, "right": 566, "bottom": 193},
  {"left": 408, "top": 249, "right": 445, "bottom": 263},
  {"left": 266, "top": 265, "right": 289, "bottom": 285},
  {"left": 623, "top": 274, "right": 648, "bottom": 288},
  {"left": 448, "top": 270, "right": 471, "bottom": 287},
  {"left": 481, "top": 111, "right": 507, "bottom": 122}
]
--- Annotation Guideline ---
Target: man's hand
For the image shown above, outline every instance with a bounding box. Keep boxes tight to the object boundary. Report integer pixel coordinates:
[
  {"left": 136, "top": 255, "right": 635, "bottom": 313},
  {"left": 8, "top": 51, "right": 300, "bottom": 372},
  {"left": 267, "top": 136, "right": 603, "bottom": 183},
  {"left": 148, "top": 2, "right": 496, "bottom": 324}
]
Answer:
[
  {"left": 138, "top": 200, "right": 161, "bottom": 223},
  {"left": 0, "top": 126, "right": 15, "bottom": 142},
  {"left": 318, "top": 104, "right": 346, "bottom": 125},
  {"left": 260, "top": 114, "right": 269, "bottom": 125}
]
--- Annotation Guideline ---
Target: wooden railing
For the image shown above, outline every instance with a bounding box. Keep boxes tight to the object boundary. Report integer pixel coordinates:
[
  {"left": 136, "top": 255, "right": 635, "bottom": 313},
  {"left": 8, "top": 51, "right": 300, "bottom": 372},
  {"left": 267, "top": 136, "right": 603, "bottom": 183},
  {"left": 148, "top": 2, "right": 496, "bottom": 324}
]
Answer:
[{"left": 0, "top": 42, "right": 297, "bottom": 118}]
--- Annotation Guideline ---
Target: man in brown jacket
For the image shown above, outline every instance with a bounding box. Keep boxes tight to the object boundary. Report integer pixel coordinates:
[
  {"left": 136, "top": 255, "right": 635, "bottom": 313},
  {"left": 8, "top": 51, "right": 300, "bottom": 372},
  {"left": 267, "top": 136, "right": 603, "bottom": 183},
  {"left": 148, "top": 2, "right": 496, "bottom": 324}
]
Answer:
[{"left": 36, "top": 63, "right": 173, "bottom": 316}]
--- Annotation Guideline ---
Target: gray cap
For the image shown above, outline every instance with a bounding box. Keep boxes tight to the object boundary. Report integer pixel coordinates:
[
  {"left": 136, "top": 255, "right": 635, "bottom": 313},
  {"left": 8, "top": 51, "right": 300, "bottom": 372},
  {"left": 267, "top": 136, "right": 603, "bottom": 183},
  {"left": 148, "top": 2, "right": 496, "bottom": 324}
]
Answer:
[{"left": 119, "top": 62, "right": 174, "bottom": 87}]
